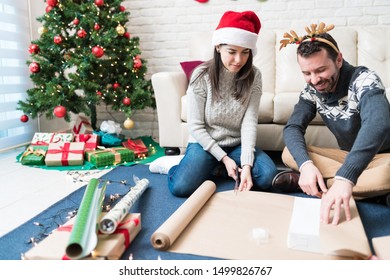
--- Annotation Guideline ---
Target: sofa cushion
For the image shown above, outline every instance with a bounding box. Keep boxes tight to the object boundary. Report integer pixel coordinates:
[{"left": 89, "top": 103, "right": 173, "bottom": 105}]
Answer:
[{"left": 180, "top": 60, "right": 204, "bottom": 81}]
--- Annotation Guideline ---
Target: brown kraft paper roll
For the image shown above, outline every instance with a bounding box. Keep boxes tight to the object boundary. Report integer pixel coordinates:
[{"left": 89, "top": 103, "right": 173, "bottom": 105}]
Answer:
[{"left": 150, "top": 180, "right": 216, "bottom": 250}]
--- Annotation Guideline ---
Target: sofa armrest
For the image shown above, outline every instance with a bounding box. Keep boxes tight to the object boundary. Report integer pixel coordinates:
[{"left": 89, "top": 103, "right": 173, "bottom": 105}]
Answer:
[{"left": 151, "top": 72, "right": 188, "bottom": 149}]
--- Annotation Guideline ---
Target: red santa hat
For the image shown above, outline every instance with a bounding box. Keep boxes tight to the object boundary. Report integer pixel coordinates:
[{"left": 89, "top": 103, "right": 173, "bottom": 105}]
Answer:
[{"left": 212, "top": 11, "right": 261, "bottom": 56}]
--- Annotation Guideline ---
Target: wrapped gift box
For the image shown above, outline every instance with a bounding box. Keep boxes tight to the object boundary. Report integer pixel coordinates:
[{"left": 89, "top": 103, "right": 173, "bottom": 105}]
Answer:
[
  {"left": 23, "top": 213, "right": 141, "bottom": 260},
  {"left": 122, "top": 139, "right": 148, "bottom": 158},
  {"left": 19, "top": 145, "right": 48, "bottom": 166},
  {"left": 74, "top": 134, "right": 99, "bottom": 151},
  {"left": 31, "top": 132, "right": 73, "bottom": 146},
  {"left": 85, "top": 147, "right": 134, "bottom": 167},
  {"left": 72, "top": 115, "right": 93, "bottom": 134},
  {"left": 94, "top": 131, "right": 124, "bottom": 147},
  {"left": 45, "top": 142, "right": 85, "bottom": 166}
]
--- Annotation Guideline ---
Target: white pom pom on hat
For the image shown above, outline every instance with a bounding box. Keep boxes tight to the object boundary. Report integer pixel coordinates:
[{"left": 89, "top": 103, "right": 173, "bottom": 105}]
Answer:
[{"left": 212, "top": 11, "right": 261, "bottom": 56}]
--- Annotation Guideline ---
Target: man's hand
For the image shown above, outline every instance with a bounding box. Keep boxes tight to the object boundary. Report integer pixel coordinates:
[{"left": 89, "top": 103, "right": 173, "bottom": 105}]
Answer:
[
  {"left": 299, "top": 162, "right": 327, "bottom": 197},
  {"left": 320, "top": 180, "right": 353, "bottom": 225}
]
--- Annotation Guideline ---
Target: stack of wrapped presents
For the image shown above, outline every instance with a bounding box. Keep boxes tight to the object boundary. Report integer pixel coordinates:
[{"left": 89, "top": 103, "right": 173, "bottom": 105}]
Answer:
[{"left": 19, "top": 115, "right": 150, "bottom": 168}]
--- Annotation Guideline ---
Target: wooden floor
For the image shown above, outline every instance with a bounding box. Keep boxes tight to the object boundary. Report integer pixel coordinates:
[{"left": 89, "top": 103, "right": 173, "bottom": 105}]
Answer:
[{"left": 0, "top": 147, "right": 109, "bottom": 238}]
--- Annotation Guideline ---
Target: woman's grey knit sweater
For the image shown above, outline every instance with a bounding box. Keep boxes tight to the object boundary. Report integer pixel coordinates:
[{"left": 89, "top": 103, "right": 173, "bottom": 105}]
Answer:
[{"left": 186, "top": 66, "right": 262, "bottom": 167}]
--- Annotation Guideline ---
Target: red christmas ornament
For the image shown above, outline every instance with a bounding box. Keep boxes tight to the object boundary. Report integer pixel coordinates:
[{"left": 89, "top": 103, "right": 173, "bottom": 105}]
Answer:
[
  {"left": 96, "top": 91, "right": 102, "bottom": 96},
  {"left": 124, "top": 32, "right": 130, "bottom": 39},
  {"left": 47, "top": 0, "right": 58, "bottom": 7},
  {"left": 133, "top": 58, "right": 142, "bottom": 69},
  {"left": 94, "top": 0, "right": 104, "bottom": 7},
  {"left": 73, "top": 18, "right": 80, "bottom": 25},
  {"left": 20, "top": 114, "right": 29, "bottom": 123},
  {"left": 28, "top": 44, "right": 40, "bottom": 54},
  {"left": 77, "top": 29, "right": 87, "bottom": 38},
  {"left": 94, "top": 23, "right": 101, "bottom": 31},
  {"left": 123, "top": 97, "right": 131, "bottom": 106},
  {"left": 113, "top": 83, "right": 120, "bottom": 90},
  {"left": 92, "top": 46, "right": 104, "bottom": 58},
  {"left": 53, "top": 35, "right": 63, "bottom": 44},
  {"left": 29, "top": 62, "right": 40, "bottom": 73},
  {"left": 46, "top": 6, "right": 53, "bottom": 13},
  {"left": 120, "top": 5, "right": 126, "bottom": 11},
  {"left": 53, "top": 106, "right": 66, "bottom": 118}
]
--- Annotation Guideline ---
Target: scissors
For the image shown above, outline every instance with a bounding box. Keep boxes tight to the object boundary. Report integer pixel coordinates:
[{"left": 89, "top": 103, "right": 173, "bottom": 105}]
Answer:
[{"left": 234, "top": 166, "right": 240, "bottom": 194}]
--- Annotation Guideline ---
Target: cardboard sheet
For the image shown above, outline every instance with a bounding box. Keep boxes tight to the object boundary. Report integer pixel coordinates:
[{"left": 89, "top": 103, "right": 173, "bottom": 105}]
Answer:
[
  {"left": 152, "top": 187, "right": 371, "bottom": 260},
  {"left": 372, "top": 235, "right": 390, "bottom": 259}
]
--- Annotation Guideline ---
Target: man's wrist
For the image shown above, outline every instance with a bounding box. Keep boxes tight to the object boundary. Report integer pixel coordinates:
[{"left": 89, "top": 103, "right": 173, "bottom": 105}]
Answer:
[
  {"left": 299, "top": 160, "right": 313, "bottom": 172},
  {"left": 334, "top": 176, "right": 355, "bottom": 186}
]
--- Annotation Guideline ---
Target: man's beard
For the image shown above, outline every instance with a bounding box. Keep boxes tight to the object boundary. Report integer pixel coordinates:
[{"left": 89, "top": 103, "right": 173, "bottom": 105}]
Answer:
[{"left": 311, "top": 73, "right": 338, "bottom": 93}]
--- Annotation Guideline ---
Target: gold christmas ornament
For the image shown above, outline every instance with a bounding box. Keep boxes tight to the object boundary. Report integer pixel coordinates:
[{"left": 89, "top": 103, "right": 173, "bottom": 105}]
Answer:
[
  {"left": 116, "top": 24, "right": 125, "bottom": 36},
  {"left": 123, "top": 117, "right": 134, "bottom": 129},
  {"left": 38, "top": 26, "right": 48, "bottom": 35}
]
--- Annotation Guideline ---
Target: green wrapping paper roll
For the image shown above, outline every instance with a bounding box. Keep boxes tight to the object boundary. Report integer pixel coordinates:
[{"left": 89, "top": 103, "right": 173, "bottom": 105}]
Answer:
[{"left": 65, "top": 178, "right": 107, "bottom": 259}]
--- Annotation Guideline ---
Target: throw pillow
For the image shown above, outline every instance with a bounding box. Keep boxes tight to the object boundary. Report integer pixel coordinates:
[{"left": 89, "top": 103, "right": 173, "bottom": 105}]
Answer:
[{"left": 180, "top": 60, "right": 203, "bottom": 81}]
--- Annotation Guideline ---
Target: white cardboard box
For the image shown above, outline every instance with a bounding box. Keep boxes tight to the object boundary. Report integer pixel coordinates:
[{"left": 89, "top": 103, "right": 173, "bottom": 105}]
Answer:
[{"left": 287, "top": 197, "right": 322, "bottom": 253}]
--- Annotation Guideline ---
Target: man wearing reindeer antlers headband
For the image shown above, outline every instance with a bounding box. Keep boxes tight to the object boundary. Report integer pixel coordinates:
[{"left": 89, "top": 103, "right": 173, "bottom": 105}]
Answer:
[{"left": 273, "top": 23, "right": 390, "bottom": 225}]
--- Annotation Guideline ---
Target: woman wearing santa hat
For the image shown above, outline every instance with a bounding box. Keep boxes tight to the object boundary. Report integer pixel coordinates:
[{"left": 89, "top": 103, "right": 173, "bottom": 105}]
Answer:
[{"left": 167, "top": 11, "right": 278, "bottom": 197}]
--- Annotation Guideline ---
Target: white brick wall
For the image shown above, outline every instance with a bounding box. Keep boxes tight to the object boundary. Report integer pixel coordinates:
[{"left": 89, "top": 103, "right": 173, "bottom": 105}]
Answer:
[{"left": 31, "top": 0, "right": 390, "bottom": 140}]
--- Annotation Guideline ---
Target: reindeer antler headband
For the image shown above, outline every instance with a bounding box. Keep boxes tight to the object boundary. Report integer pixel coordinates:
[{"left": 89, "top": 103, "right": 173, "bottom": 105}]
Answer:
[{"left": 279, "top": 22, "right": 339, "bottom": 53}]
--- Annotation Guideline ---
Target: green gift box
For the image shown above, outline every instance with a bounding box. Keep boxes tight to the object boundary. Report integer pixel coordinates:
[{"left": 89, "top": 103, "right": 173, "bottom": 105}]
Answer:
[
  {"left": 20, "top": 145, "right": 48, "bottom": 165},
  {"left": 85, "top": 147, "right": 134, "bottom": 167}
]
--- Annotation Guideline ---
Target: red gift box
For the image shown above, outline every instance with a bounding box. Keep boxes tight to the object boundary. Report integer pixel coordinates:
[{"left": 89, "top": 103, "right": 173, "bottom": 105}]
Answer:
[
  {"left": 122, "top": 139, "right": 148, "bottom": 158},
  {"left": 74, "top": 134, "right": 99, "bottom": 150}
]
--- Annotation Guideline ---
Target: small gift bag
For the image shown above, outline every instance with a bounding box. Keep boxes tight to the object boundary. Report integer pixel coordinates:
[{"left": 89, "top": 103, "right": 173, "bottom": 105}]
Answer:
[{"left": 72, "top": 115, "right": 93, "bottom": 134}]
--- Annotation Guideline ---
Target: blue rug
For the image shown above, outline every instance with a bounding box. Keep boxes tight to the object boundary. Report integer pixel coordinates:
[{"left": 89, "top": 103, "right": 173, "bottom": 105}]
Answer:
[{"left": 0, "top": 164, "right": 389, "bottom": 260}]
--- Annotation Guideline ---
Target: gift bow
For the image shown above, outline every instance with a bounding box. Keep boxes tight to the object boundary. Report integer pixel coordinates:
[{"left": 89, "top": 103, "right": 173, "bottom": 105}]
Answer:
[
  {"left": 76, "top": 134, "right": 91, "bottom": 142},
  {"left": 125, "top": 140, "right": 146, "bottom": 151},
  {"left": 20, "top": 147, "right": 46, "bottom": 160},
  {"left": 46, "top": 143, "right": 83, "bottom": 166}
]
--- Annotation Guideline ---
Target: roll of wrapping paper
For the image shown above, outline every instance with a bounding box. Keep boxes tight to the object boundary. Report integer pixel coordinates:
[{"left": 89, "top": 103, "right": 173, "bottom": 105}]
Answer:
[
  {"left": 150, "top": 180, "right": 216, "bottom": 250},
  {"left": 99, "top": 178, "right": 149, "bottom": 234},
  {"left": 65, "top": 178, "right": 107, "bottom": 259}
]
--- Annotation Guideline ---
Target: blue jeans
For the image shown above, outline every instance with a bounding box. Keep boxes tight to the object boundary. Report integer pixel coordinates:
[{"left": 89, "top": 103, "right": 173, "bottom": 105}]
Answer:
[{"left": 167, "top": 143, "right": 278, "bottom": 197}]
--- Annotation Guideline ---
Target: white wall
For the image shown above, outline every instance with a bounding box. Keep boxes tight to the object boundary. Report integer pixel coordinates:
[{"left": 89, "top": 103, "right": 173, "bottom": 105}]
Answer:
[{"left": 29, "top": 0, "right": 390, "bottom": 139}]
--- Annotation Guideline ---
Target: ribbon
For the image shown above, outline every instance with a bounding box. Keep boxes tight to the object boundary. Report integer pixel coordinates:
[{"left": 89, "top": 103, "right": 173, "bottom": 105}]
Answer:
[
  {"left": 76, "top": 134, "right": 91, "bottom": 142},
  {"left": 87, "top": 147, "right": 127, "bottom": 165},
  {"left": 46, "top": 143, "right": 84, "bottom": 166},
  {"left": 20, "top": 146, "right": 46, "bottom": 160}
]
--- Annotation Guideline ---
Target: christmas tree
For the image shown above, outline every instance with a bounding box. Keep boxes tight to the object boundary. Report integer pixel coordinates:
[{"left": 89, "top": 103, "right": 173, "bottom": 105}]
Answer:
[{"left": 18, "top": 0, "right": 154, "bottom": 130}]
